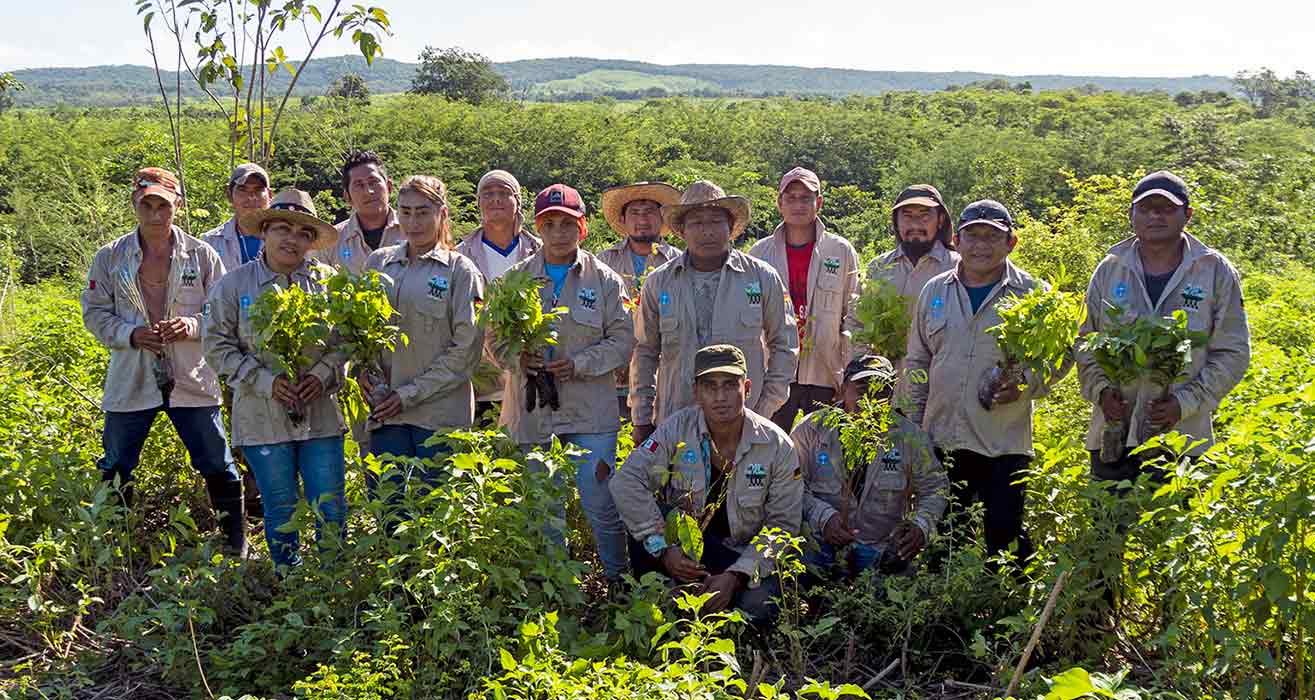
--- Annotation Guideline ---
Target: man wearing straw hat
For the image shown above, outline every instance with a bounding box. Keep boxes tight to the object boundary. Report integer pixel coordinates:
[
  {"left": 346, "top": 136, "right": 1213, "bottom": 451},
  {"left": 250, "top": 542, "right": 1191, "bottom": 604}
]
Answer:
[
  {"left": 748, "top": 167, "right": 860, "bottom": 431},
  {"left": 629, "top": 180, "right": 798, "bottom": 445},
  {"left": 318, "top": 150, "right": 403, "bottom": 273},
  {"left": 596, "top": 182, "right": 682, "bottom": 418},
  {"left": 456, "top": 169, "right": 543, "bottom": 419},
  {"left": 201, "top": 162, "right": 272, "bottom": 273},
  {"left": 81, "top": 167, "right": 245, "bottom": 555}
]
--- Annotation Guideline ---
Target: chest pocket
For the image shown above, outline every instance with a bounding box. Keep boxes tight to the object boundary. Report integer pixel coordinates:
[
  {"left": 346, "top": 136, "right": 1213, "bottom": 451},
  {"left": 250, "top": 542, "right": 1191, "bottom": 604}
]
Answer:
[
  {"left": 868, "top": 468, "right": 908, "bottom": 514},
  {"left": 735, "top": 473, "right": 768, "bottom": 530},
  {"left": 812, "top": 263, "right": 844, "bottom": 314},
  {"left": 568, "top": 304, "right": 604, "bottom": 351},
  {"left": 1172, "top": 276, "right": 1216, "bottom": 334},
  {"left": 739, "top": 307, "right": 764, "bottom": 340},
  {"left": 415, "top": 295, "right": 450, "bottom": 335},
  {"left": 924, "top": 311, "right": 949, "bottom": 352}
]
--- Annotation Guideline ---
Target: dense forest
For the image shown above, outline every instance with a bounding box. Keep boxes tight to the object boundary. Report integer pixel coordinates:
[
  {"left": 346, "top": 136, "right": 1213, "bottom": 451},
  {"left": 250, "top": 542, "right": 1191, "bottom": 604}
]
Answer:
[{"left": 0, "top": 87, "right": 1312, "bottom": 699}]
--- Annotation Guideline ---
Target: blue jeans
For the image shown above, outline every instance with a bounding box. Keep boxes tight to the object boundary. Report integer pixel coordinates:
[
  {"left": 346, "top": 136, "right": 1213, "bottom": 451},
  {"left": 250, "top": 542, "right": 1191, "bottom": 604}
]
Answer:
[
  {"left": 805, "top": 541, "right": 885, "bottom": 580},
  {"left": 367, "top": 424, "right": 449, "bottom": 530},
  {"left": 98, "top": 405, "right": 240, "bottom": 484},
  {"left": 528, "top": 431, "right": 629, "bottom": 580},
  {"left": 244, "top": 436, "right": 346, "bottom": 568}
]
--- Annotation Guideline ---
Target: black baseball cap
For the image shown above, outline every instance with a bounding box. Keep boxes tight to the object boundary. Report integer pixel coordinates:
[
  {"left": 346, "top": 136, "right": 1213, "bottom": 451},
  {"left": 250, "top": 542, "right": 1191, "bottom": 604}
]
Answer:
[
  {"left": 1132, "top": 171, "right": 1190, "bottom": 207},
  {"left": 957, "top": 199, "right": 1014, "bottom": 232},
  {"left": 844, "top": 354, "right": 895, "bottom": 385}
]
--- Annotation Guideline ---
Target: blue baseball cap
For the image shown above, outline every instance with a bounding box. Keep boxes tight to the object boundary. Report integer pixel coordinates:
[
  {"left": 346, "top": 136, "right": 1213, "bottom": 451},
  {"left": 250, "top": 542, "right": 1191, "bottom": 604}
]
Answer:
[
  {"left": 1132, "top": 171, "right": 1190, "bottom": 207},
  {"left": 956, "top": 199, "right": 1014, "bottom": 232}
]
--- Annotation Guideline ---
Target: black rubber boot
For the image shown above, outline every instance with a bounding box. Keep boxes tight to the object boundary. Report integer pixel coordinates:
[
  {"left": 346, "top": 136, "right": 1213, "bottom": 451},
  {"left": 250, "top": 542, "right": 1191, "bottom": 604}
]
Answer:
[{"left": 205, "top": 475, "right": 248, "bottom": 558}]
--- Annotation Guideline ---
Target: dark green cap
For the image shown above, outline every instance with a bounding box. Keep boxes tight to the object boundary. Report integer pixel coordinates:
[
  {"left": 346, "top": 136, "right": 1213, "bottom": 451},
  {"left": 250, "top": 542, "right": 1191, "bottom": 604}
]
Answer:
[
  {"left": 694, "top": 344, "right": 747, "bottom": 378},
  {"left": 844, "top": 354, "right": 895, "bottom": 385}
]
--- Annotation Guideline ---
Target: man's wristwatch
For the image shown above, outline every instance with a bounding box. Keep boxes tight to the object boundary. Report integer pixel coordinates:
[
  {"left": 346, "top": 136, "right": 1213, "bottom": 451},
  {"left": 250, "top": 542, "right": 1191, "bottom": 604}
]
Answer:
[{"left": 643, "top": 534, "right": 668, "bottom": 556}]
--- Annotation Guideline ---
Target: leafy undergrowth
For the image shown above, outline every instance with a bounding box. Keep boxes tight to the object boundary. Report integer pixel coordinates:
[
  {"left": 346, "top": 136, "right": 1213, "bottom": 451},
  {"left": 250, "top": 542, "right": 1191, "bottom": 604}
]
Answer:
[{"left": 0, "top": 272, "right": 1312, "bottom": 699}]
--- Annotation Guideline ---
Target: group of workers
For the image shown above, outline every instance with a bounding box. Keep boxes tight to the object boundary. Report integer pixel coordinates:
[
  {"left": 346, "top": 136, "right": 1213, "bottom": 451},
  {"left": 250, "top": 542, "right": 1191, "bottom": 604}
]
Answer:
[{"left": 81, "top": 152, "right": 1250, "bottom": 623}]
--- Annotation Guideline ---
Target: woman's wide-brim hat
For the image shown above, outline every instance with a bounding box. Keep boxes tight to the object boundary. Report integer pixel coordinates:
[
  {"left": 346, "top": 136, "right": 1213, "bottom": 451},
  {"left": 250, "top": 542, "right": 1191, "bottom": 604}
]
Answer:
[
  {"left": 238, "top": 189, "right": 338, "bottom": 250},
  {"left": 663, "top": 180, "right": 751, "bottom": 239},
  {"left": 601, "top": 182, "right": 682, "bottom": 236}
]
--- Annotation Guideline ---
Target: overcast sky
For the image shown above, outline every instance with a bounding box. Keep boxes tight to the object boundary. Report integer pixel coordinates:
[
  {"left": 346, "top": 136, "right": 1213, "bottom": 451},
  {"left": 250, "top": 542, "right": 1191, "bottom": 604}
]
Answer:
[{"left": 3, "top": 0, "right": 1311, "bottom": 76}]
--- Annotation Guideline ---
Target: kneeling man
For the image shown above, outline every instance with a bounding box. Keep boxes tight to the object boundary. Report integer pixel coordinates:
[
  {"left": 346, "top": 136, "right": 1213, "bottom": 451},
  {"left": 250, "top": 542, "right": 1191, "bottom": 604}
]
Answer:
[{"left": 611, "top": 345, "right": 802, "bottom": 625}]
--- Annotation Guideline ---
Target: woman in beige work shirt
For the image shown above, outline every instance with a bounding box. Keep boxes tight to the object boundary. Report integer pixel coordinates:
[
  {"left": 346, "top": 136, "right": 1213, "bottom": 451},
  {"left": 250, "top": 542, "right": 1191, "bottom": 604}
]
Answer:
[{"left": 362, "top": 176, "right": 484, "bottom": 510}]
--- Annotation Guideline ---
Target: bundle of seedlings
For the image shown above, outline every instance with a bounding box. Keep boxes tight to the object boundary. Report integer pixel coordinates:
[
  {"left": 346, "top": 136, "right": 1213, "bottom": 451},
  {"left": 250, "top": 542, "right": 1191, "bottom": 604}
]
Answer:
[
  {"left": 249, "top": 283, "right": 331, "bottom": 423},
  {"left": 1080, "top": 304, "right": 1208, "bottom": 459},
  {"left": 983, "top": 276, "right": 1086, "bottom": 410},
  {"left": 851, "top": 276, "right": 911, "bottom": 362},
  {"left": 117, "top": 266, "right": 176, "bottom": 403},
  {"left": 478, "top": 269, "right": 568, "bottom": 411},
  {"left": 322, "top": 268, "right": 406, "bottom": 421}
]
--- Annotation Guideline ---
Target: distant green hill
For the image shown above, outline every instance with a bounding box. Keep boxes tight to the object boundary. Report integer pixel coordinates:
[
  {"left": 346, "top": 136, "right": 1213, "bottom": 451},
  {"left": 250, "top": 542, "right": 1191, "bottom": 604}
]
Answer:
[{"left": 7, "top": 55, "right": 1237, "bottom": 107}]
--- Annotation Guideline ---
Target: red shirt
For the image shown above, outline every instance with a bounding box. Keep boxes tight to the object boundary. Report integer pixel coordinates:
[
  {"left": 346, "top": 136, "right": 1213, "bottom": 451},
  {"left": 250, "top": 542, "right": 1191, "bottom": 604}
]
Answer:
[{"left": 785, "top": 240, "right": 814, "bottom": 321}]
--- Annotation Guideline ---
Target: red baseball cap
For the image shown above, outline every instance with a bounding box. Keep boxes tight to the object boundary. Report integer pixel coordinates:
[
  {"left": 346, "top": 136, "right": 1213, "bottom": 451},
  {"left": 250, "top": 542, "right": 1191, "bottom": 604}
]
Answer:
[{"left": 534, "top": 184, "right": 586, "bottom": 219}]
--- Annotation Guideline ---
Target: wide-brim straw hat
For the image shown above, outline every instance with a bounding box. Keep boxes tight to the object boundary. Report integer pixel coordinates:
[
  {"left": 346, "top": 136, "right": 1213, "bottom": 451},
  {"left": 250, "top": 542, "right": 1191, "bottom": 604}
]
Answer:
[
  {"left": 663, "top": 180, "right": 751, "bottom": 239},
  {"left": 601, "top": 182, "right": 682, "bottom": 236},
  {"left": 239, "top": 189, "right": 338, "bottom": 250}
]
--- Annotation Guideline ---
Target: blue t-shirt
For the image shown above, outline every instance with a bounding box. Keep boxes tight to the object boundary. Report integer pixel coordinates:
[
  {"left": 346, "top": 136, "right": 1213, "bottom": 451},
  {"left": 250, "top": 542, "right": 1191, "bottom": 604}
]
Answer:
[
  {"left": 237, "top": 232, "right": 263, "bottom": 265},
  {"left": 965, "top": 282, "right": 998, "bottom": 315},
  {"left": 544, "top": 262, "right": 571, "bottom": 302},
  {"left": 630, "top": 250, "right": 648, "bottom": 279},
  {"left": 543, "top": 262, "right": 572, "bottom": 361}
]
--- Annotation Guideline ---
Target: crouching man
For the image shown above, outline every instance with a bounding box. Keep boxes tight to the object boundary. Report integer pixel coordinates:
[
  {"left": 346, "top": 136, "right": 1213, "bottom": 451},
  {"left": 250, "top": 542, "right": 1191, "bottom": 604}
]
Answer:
[
  {"left": 610, "top": 345, "right": 802, "bottom": 626},
  {"left": 792, "top": 355, "right": 948, "bottom": 581}
]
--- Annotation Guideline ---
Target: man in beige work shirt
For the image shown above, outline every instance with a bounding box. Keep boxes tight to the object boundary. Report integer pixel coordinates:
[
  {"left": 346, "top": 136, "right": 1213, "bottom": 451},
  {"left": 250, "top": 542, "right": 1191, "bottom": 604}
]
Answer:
[
  {"left": 317, "top": 150, "right": 403, "bottom": 272},
  {"left": 200, "top": 162, "right": 272, "bottom": 272},
  {"left": 1077, "top": 171, "right": 1250, "bottom": 482},
  {"left": 492, "top": 184, "right": 634, "bottom": 585},
  {"left": 201, "top": 161, "right": 273, "bottom": 516},
  {"left": 630, "top": 181, "right": 798, "bottom": 444},
  {"left": 611, "top": 344, "right": 801, "bottom": 626},
  {"left": 455, "top": 169, "right": 543, "bottom": 419},
  {"left": 864, "top": 184, "right": 960, "bottom": 314},
  {"left": 906, "top": 200, "right": 1069, "bottom": 563},
  {"left": 596, "top": 181, "right": 682, "bottom": 418},
  {"left": 81, "top": 167, "right": 245, "bottom": 554},
  {"left": 749, "top": 167, "right": 860, "bottom": 431},
  {"left": 793, "top": 355, "right": 948, "bottom": 581}
]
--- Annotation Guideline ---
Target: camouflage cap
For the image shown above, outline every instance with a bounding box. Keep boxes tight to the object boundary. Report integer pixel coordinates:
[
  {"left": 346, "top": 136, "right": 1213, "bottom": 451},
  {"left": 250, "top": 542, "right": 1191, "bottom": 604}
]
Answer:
[{"left": 694, "top": 344, "right": 747, "bottom": 378}]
